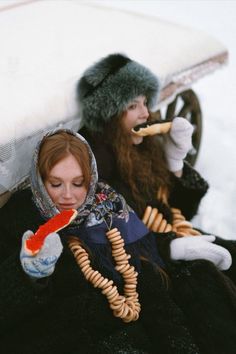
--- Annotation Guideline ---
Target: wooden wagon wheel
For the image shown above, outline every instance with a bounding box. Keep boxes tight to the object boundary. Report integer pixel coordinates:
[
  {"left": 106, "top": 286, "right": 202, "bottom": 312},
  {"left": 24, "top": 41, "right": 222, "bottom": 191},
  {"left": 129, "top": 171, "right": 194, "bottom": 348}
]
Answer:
[{"left": 153, "top": 89, "right": 202, "bottom": 166}]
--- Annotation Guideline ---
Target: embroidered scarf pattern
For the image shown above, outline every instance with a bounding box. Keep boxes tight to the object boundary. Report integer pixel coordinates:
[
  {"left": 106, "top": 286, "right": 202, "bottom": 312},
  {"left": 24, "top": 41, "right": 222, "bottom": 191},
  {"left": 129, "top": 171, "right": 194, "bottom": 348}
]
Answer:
[{"left": 30, "top": 129, "right": 132, "bottom": 230}]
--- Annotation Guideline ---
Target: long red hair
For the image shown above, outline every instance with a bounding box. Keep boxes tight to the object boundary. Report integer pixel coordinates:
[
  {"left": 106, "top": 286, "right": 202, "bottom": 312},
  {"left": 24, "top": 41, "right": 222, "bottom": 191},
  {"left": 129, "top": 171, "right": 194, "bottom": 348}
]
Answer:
[{"left": 38, "top": 131, "right": 91, "bottom": 190}]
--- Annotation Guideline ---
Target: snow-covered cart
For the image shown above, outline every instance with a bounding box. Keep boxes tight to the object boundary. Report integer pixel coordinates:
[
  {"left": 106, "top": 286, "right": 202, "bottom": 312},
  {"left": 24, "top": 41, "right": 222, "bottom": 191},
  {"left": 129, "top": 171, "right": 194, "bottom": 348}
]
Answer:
[{"left": 0, "top": 0, "right": 228, "bottom": 207}]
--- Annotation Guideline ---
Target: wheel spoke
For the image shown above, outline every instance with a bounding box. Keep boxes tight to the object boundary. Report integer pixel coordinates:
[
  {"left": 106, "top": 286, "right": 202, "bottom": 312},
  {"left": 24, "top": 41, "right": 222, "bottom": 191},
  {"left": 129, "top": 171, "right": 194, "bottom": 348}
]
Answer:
[
  {"left": 166, "top": 97, "right": 177, "bottom": 120},
  {"left": 178, "top": 104, "right": 191, "bottom": 117}
]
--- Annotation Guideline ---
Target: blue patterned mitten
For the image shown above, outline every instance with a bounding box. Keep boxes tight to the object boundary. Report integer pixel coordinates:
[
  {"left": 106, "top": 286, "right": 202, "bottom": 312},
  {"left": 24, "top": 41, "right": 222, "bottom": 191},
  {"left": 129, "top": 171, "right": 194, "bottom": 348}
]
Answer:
[{"left": 20, "top": 230, "right": 63, "bottom": 278}]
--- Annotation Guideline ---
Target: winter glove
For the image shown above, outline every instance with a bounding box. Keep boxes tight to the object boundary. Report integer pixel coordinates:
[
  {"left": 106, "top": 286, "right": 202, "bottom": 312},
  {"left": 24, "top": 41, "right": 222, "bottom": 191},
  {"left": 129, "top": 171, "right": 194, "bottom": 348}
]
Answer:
[
  {"left": 164, "top": 117, "right": 193, "bottom": 172},
  {"left": 170, "top": 235, "right": 232, "bottom": 270},
  {"left": 20, "top": 230, "right": 63, "bottom": 278}
]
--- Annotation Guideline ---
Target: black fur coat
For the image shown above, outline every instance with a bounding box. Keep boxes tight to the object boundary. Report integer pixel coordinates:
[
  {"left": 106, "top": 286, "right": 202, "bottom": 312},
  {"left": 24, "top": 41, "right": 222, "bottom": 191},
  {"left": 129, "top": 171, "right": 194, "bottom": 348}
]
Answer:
[{"left": 77, "top": 126, "right": 236, "bottom": 354}]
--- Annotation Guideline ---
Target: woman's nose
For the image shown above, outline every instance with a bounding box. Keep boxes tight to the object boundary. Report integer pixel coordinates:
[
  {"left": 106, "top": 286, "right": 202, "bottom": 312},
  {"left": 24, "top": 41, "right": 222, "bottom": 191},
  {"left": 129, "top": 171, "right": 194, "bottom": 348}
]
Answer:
[
  {"left": 62, "top": 186, "right": 73, "bottom": 199},
  {"left": 140, "top": 104, "right": 149, "bottom": 119}
]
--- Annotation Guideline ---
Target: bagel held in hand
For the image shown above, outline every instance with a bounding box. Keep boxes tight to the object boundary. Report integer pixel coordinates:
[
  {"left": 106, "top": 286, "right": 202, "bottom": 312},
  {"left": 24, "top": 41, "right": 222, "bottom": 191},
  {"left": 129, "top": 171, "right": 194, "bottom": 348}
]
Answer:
[{"left": 132, "top": 120, "right": 172, "bottom": 137}]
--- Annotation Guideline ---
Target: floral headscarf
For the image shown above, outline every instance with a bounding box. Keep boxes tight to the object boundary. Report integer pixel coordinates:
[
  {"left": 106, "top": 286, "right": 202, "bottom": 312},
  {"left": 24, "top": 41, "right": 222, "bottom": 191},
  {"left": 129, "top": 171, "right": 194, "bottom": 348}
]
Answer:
[
  {"left": 30, "top": 129, "right": 163, "bottom": 273},
  {"left": 30, "top": 128, "right": 132, "bottom": 229}
]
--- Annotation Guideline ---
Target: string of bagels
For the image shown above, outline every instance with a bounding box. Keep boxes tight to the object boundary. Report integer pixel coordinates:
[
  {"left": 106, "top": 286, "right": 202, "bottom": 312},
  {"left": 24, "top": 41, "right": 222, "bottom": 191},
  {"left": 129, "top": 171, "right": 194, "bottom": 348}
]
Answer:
[
  {"left": 28, "top": 120, "right": 199, "bottom": 323},
  {"left": 68, "top": 120, "right": 201, "bottom": 323}
]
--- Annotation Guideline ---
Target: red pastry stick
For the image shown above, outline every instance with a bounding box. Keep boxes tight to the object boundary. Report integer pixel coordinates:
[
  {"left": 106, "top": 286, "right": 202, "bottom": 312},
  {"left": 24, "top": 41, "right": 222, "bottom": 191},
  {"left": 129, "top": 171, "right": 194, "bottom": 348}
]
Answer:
[{"left": 24, "top": 209, "right": 78, "bottom": 256}]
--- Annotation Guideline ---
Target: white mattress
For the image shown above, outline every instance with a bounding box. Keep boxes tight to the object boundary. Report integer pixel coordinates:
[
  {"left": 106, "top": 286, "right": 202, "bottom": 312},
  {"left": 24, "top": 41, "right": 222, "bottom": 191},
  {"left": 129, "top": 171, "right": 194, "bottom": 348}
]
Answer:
[{"left": 0, "top": 0, "right": 228, "bottom": 201}]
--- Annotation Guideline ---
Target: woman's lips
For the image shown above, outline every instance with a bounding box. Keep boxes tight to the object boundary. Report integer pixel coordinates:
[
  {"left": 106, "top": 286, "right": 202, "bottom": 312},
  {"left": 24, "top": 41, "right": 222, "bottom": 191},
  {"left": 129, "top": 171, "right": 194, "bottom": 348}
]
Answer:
[{"left": 58, "top": 203, "right": 76, "bottom": 210}]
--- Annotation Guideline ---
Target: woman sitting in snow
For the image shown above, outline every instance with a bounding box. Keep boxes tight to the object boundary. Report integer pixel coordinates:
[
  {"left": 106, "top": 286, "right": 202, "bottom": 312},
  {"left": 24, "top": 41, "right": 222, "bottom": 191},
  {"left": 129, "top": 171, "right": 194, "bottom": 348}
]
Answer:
[
  {"left": 0, "top": 128, "right": 201, "bottom": 354},
  {"left": 77, "top": 52, "right": 236, "bottom": 353},
  {"left": 1, "top": 128, "right": 236, "bottom": 353}
]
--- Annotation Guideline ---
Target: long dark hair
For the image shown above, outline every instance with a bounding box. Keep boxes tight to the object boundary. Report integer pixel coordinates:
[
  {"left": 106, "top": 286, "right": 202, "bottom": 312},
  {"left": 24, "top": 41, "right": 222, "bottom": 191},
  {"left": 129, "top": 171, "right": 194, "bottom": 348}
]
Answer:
[{"left": 102, "top": 113, "right": 172, "bottom": 215}]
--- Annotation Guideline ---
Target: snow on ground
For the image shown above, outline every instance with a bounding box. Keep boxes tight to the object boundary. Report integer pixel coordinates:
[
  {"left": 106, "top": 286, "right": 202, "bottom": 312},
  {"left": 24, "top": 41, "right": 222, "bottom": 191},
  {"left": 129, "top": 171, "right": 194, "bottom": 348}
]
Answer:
[{"left": 99, "top": 0, "right": 236, "bottom": 238}]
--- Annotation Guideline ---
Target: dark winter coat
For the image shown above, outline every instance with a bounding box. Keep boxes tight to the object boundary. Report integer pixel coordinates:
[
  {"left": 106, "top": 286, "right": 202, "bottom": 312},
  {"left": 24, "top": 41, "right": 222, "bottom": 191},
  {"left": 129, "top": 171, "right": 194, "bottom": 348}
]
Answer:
[
  {"left": 0, "top": 128, "right": 200, "bottom": 354},
  {"left": 78, "top": 126, "right": 236, "bottom": 354},
  {"left": 1, "top": 188, "right": 236, "bottom": 354},
  {"left": 1, "top": 126, "right": 236, "bottom": 354},
  {"left": 0, "top": 188, "right": 203, "bottom": 354}
]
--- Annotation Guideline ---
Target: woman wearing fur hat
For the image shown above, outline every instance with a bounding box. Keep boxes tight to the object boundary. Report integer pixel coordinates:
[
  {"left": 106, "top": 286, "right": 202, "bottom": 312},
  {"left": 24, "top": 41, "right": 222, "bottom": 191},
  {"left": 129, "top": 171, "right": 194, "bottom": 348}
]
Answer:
[
  {"left": 0, "top": 128, "right": 205, "bottom": 354},
  {"left": 77, "top": 53, "right": 236, "bottom": 353}
]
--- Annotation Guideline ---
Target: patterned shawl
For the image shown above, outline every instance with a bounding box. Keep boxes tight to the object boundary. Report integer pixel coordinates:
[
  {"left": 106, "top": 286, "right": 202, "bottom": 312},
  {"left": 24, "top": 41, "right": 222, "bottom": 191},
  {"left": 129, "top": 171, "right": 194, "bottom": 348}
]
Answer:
[
  {"left": 30, "top": 128, "right": 148, "bottom": 243},
  {"left": 30, "top": 129, "right": 165, "bottom": 278}
]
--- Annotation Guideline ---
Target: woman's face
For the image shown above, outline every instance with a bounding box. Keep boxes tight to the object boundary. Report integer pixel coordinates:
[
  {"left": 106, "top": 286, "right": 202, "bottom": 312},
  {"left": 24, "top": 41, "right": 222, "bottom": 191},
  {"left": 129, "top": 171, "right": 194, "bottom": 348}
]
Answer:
[
  {"left": 44, "top": 154, "right": 87, "bottom": 211},
  {"left": 122, "top": 95, "right": 149, "bottom": 145}
]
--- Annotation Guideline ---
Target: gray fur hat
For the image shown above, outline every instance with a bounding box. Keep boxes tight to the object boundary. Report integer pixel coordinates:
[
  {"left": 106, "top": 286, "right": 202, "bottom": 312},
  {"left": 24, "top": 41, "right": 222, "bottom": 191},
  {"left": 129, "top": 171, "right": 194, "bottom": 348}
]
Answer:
[{"left": 77, "top": 53, "right": 160, "bottom": 132}]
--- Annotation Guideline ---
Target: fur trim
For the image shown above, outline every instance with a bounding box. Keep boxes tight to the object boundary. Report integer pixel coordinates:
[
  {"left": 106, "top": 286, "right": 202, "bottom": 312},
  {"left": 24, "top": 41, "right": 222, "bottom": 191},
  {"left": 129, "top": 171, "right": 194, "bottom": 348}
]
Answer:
[{"left": 77, "top": 53, "right": 160, "bottom": 132}]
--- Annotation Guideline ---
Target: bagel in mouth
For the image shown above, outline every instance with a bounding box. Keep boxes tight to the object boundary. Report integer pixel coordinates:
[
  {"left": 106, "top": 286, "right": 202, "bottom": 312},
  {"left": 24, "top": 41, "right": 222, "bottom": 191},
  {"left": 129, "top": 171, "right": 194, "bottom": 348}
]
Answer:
[{"left": 132, "top": 120, "right": 172, "bottom": 137}]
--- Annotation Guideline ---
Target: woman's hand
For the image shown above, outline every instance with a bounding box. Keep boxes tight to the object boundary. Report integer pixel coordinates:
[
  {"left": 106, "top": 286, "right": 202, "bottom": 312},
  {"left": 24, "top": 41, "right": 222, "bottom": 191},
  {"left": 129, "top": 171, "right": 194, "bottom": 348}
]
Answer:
[
  {"left": 164, "top": 117, "right": 193, "bottom": 174},
  {"left": 170, "top": 235, "right": 232, "bottom": 270},
  {"left": 20, "top": 230, "right": 63, "bottom": 278}
]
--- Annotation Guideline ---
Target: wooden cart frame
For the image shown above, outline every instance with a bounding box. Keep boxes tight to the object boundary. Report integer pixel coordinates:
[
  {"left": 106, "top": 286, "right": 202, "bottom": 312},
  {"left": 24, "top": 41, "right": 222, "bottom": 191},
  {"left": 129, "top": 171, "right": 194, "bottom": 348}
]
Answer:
[{"left": 0, "top": 0, "right": 228, "bottom": 206}]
